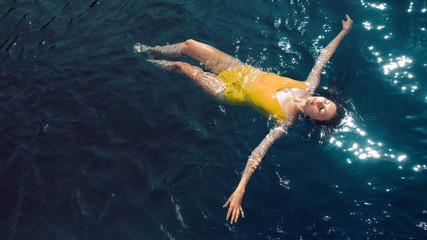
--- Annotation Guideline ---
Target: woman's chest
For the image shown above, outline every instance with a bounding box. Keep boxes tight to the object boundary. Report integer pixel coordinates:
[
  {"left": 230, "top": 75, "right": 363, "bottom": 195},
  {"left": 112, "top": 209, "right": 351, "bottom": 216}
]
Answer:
[{"left": 276, "top": 88, "right": 307, "bottom": 116}]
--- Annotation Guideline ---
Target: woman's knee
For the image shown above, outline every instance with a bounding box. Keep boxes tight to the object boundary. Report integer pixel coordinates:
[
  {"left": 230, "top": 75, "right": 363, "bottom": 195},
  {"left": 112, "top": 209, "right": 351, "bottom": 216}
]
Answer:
[
  {"left": 175, "top": 62, "right": 203, "bottom": 76},
  {"left": 184, "top": 39, "right": 197, "bottom": 46},
  {"left": 175, "top": 61, "right": 190, "bottom": 72},
  {"left": 183, "top": 39, "right": 199, "bottom": 51}
]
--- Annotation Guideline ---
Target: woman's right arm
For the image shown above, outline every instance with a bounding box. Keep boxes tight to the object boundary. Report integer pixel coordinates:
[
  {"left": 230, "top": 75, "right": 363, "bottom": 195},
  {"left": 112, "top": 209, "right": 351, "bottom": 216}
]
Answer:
[
  {"left": 305, "top": 14, "right": 353, "bottom": 92},
  {"left": 223, "top": 121, "right": 290, "bottom": 224}
]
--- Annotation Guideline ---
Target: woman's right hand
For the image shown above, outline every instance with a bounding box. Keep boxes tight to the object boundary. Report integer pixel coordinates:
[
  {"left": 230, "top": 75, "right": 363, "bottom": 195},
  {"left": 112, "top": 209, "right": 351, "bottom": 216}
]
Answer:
[
  {"left": 223, "top": 188, "right": 245, "bottom": 224},
  {"left": 342, "top": 14, "right": 353, "bottom": 32}
]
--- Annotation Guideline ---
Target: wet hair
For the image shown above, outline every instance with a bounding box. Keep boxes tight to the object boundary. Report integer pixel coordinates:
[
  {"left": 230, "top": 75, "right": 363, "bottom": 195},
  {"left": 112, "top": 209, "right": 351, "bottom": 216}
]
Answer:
[
  {"left": 310, "top": 78, "right": 348, "bottom": 128},
  {"left": 297, "top": 73, "right": 351, "bottom": 144},
  {"left": 299, "top": 95, "right": 347, "bottom": 145}
]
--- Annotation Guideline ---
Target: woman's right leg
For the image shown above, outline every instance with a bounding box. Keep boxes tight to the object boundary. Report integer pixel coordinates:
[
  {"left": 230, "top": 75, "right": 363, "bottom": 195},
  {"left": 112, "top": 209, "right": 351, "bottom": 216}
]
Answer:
[{"left": 134, "top": 39, "right": 245, "bottom": 74}]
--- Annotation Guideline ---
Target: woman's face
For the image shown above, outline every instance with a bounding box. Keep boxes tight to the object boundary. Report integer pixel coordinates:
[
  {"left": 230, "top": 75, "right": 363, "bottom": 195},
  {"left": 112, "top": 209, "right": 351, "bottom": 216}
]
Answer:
[{"left": 303, "top": 96, "right": 337, "bottom": 121}]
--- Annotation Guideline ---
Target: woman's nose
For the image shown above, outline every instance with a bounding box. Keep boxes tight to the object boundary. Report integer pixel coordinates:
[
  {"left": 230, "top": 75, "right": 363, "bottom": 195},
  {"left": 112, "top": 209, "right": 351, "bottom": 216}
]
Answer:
[{"left": 317, "top": 101, "right": 325, "bottom": 107}]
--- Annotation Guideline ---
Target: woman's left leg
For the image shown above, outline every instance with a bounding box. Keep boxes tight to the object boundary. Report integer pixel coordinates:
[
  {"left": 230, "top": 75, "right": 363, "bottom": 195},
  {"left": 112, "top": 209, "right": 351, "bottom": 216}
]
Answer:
[
  {"left": 135, "top": 39, "right": 244, "bottom": 74},
  {"left": 147, "top": 59, "right": 227, "bottom": 104}
]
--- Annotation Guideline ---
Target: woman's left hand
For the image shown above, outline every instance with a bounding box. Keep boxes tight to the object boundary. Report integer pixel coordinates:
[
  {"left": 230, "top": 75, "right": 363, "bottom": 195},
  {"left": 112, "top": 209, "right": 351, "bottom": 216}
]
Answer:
[{"left": 342, "top": 14, "right": 353, "bottom": 32}]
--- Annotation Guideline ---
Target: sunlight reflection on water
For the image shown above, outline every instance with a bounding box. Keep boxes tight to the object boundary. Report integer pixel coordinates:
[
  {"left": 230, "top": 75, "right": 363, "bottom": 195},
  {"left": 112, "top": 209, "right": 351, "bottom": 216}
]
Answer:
[
  {"left": 329, "top": 113, "right": 427, "bottom": 173},
  {"left": 322, "top": 0, "right": 427, "bottom": 174}
]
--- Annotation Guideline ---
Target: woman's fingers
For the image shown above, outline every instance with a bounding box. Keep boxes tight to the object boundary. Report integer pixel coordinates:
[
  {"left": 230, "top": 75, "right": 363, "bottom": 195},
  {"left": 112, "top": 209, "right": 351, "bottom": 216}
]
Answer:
[
  {"left": 233, "top": 208, "right": 240, "bottom": 223},
  {"left": 231, "top": 209, "right": 236, "bottom": 223},
  {"left": 240, "top": 206, "right": 245, "bottom": 218},
  {"left": 226, "top": 206, "right": 232, "bottom": 221},
  {"left": 224, "top": 194, "right": 244, "bottom": 224},
  {"left": 223, "top": 199, "right": 230, "bottom": 208},
  {"left": 342, "top": 14, "right": 353, "bottom": 32},
  {"left": 345, "top": 14, "right": 353, "bottom": 24},
  {"left": 225, "top": 204, "right": 243, "bottom": 224},
  {"left": 230, "top": 207, "right": 240, "bottom": 224}
]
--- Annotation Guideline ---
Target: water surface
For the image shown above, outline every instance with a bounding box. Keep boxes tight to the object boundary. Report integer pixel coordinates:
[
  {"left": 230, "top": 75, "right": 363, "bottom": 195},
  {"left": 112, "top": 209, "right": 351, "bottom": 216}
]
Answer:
[{"left": 1, "top": 0, "right": 426, "bottom": 239}]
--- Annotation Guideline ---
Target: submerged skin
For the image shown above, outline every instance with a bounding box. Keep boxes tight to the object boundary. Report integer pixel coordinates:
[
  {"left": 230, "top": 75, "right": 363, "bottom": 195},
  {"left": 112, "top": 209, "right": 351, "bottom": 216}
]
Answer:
[{"left": 134, "top": 14, "right": 353, "bottom": 224}]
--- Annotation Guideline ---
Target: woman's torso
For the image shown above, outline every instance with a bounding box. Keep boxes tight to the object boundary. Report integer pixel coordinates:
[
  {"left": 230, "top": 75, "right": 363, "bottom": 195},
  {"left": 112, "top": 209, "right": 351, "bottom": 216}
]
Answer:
[
  {"left": 248, "top": 71, "right": 311, "bottom": 121},
  {"left": 219, "top": 66, "right": 311, "bottom": 121}
]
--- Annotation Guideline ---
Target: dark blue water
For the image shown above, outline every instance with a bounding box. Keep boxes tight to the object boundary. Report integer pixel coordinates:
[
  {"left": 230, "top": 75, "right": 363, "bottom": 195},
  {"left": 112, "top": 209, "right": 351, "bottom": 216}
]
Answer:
[{"left": 1, "top": 0, "right": 426, "bottom": 239}]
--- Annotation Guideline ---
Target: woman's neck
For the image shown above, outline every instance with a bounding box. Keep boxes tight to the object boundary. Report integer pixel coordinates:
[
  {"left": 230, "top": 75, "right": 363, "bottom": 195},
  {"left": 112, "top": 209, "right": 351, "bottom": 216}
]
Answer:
[{"left": 292, "top": 91, "right": 309, "bottom": 114}]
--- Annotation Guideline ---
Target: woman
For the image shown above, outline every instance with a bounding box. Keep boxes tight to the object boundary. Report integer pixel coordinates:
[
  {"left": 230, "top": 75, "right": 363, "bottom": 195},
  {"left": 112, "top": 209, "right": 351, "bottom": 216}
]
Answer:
[{"left": 134, "top": 14, "right": 353, "bottom": 224}]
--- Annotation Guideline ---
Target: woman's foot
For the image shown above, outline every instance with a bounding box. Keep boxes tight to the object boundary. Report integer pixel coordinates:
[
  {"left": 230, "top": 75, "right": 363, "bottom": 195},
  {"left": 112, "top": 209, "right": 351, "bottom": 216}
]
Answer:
[{"left": 133, "top": 43, "right": 155, "bottom": 58}]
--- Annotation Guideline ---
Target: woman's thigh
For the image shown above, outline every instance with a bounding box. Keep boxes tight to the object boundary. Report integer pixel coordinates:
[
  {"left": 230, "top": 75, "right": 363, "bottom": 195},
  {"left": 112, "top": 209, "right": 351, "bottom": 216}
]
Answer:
[
  {"left": 182, "top": 39, "right": 245, "bottom": 74},
  {"left": 176, "top": 61, "right": 227, "bottom": 104}
]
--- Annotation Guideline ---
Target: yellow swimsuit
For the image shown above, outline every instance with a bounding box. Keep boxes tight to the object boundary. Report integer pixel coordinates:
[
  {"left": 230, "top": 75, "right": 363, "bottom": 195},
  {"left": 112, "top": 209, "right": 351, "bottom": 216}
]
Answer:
[{"left": 218, "top": 66, "right": 309, "bottom": 121}]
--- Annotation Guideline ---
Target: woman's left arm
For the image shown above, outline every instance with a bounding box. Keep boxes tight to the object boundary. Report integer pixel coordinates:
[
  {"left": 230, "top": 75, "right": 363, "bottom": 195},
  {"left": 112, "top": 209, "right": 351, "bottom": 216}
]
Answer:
[
  {"left": 305, "top": 14, "right": 353, "bottom": 92},
  {"left": 223, "top": 120, "right": 290, "bottom": 224}
]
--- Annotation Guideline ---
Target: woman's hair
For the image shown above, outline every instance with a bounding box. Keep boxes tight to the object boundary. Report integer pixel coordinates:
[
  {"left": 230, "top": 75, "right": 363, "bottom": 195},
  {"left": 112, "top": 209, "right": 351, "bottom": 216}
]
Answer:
[
  {"left": 297, "top": 73, "right": 351, "bottom": 144},
  {"left": 299, "top": 91, "right": 347, "bottom": 144}
]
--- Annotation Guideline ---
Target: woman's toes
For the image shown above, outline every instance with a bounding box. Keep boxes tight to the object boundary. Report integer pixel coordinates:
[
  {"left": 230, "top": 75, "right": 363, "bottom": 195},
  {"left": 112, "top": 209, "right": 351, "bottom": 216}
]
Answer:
[{"left": 133, "top": 43, "right": 142, "bottom": 53}]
